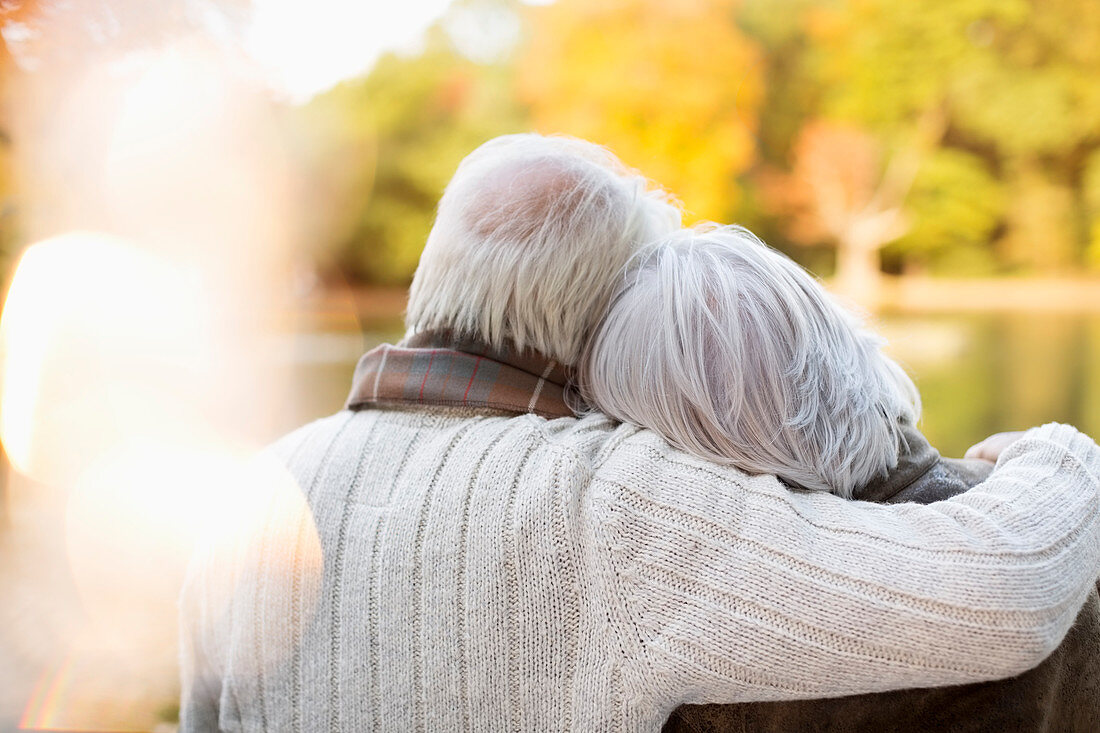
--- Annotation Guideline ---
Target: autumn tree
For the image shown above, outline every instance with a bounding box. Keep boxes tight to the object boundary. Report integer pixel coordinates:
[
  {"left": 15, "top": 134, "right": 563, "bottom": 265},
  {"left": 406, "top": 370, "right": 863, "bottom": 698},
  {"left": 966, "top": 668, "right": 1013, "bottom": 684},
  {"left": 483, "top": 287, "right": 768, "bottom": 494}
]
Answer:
[
  {"left": 519, "top": 0, "right": 763, "bottom": 223},
  {"left": 763, "top": 121, "right": 924, "bottom": 304},
  {"left": 806, "top": 0, "right": 1100, "bottom": 273}
]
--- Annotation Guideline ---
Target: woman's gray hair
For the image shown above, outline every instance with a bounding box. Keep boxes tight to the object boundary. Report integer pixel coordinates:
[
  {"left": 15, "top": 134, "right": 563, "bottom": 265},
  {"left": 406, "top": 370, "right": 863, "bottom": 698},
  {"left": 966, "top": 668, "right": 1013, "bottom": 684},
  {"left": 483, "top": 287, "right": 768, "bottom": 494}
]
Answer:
[
  {"left": 406, "top": 133, "right": 681, "bottom": 366},
  {"left": 581, "top": 225, "right": 921, "bottom": 498}
]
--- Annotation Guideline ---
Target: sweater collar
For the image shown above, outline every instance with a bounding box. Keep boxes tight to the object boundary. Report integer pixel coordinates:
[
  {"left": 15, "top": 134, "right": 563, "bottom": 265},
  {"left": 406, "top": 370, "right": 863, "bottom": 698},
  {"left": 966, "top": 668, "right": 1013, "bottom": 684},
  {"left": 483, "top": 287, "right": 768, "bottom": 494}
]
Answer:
[
  {"left": 345, "top": 330, "right": 577, "bottom": 419},
  {"left": 851, "top": 420, "right": 942, "bottom": 502}
]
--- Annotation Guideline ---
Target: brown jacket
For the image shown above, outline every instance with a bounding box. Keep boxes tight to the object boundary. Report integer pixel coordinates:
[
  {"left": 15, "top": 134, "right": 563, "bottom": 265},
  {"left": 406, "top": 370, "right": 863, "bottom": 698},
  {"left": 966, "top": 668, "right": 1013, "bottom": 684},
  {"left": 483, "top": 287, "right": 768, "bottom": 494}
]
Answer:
[{"left": 664, "top": 424, "right": 1100, "bottom": 733}]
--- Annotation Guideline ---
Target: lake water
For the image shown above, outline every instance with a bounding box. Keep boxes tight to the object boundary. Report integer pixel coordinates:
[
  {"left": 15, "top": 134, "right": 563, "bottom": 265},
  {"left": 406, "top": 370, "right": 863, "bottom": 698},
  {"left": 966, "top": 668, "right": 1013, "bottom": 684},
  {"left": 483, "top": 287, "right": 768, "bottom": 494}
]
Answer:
[{"left": 286, "top": 312, "right": 1100, "bottom": 460}]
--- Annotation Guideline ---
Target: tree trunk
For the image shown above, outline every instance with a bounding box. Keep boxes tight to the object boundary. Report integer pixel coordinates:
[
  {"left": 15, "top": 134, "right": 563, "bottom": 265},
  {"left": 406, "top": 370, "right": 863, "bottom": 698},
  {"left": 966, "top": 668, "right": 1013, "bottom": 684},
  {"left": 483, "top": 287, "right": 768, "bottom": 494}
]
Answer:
[{"left": 835, "top": 234, "right": 882, "bottom": 309}]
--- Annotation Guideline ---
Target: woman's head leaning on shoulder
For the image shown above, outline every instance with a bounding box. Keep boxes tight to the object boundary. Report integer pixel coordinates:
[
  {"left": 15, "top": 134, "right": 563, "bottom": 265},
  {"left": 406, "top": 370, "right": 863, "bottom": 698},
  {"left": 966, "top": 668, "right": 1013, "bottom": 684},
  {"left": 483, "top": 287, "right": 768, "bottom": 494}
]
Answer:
[{"left": 579, "top": 224, "right": 921, "bottom": 499}]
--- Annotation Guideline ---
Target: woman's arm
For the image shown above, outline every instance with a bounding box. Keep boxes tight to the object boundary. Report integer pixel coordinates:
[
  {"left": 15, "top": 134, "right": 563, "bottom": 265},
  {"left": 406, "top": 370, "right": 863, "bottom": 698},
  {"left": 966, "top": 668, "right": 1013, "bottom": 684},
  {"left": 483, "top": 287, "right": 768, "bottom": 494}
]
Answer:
[{"left": 593, "top": 423, "right": 1100, "bottom": 705}]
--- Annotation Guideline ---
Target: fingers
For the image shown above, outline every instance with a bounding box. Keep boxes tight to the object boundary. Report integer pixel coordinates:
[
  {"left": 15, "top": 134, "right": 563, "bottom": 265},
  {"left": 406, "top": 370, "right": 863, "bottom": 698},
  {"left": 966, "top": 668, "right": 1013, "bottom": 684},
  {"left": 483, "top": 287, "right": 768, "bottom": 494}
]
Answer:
[
  {"left": 965, "top": 431, "right": 1027, "bottom": 463},
  {"left": 964, "top": 439, "right": 996, "bottom": 463}
]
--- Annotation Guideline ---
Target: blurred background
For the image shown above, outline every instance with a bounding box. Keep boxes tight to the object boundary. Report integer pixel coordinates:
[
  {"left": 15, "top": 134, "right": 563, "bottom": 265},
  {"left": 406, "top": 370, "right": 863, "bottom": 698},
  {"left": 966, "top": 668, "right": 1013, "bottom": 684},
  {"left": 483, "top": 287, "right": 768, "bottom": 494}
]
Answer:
[{"left": 0, "top": 0, "right": 1099, "bottom": 729}]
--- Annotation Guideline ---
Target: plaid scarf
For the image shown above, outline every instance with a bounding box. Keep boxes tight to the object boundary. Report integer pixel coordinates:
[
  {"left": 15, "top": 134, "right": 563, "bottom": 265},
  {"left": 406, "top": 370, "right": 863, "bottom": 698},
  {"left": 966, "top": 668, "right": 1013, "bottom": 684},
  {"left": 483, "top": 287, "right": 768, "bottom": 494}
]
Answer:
[{"left": 345, "top": 331, "right": 577, "bottom": 419}]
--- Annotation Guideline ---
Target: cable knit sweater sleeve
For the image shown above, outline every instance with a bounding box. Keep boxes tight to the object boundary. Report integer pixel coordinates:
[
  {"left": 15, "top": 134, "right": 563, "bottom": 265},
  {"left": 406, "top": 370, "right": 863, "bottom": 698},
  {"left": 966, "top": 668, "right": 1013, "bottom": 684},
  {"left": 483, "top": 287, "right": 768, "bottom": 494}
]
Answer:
[{"left": 592, "top": 423, "right": 1100, "bottom": 707}]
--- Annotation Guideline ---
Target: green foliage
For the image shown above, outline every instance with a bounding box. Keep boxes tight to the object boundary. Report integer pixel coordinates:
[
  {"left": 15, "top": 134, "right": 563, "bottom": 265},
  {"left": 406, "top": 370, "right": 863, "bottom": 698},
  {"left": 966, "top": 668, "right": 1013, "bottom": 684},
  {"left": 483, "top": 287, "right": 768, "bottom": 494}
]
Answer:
[
  {"left": 737, "top": 0, "right": 820, "bottom": 168},
  {"left": 888, "top": 148, "right": 1004, "bottom": 274},
  {"left": 298, "top": 22, "right": 527, "bottom": 284},
  {"left": 1084, "top": 150, "right": 1100, "bottom": 271},
  {"left": 948, "top": 0, "right": 1100, "bottom": 157}
]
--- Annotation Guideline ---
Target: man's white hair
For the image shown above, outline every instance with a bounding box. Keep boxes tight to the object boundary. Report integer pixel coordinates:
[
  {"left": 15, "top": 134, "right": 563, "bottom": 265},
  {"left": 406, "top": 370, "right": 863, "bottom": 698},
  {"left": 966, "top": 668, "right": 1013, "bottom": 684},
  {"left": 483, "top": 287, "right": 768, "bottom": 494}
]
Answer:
[
  {"left": 406, "top": 133, "right": 681, "bottom": 366},
  {"left": 581, "top": 225, "right": 921, "bottom": 498}
]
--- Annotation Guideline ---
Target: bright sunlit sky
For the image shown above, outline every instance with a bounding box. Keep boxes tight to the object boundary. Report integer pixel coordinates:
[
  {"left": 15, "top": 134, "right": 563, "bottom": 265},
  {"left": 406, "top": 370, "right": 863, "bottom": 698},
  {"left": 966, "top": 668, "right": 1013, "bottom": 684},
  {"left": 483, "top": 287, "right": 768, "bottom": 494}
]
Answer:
[
  {"left": 244, "top": 0, "right": 452, "bottom": 101},
  {"left": 243, "top": 0, "right": 550, "bottom": 102}
]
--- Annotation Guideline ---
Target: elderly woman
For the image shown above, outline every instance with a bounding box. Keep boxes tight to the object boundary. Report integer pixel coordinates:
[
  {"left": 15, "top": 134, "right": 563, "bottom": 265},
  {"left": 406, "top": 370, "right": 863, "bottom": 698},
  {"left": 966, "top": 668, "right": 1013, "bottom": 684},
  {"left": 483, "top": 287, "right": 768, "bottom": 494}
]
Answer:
[
  {"left": 582, "top": 224, "right": 1100, "bottom": 731},
  {"left": 585, "top": 224, "right": 938, "bottom": 498}
]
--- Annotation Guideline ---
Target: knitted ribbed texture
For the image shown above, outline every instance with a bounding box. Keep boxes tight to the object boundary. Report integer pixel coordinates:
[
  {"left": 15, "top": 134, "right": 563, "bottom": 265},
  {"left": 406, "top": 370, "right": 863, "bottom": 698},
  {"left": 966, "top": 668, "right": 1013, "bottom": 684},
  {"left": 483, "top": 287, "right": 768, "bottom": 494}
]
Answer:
[{"left": 180, "top": 413, "right": 1100, "bottom": 732}]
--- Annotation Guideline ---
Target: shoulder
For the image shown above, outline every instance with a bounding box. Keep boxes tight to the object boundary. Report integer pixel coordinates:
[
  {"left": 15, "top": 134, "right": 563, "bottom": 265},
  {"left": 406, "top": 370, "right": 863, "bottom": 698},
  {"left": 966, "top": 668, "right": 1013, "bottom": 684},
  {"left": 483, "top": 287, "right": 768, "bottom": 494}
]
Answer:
[
  {"left": 523, "top": 410, "right": 629, "bottom": 462},
  {"left": 591, "top": 425, "right": 789, "bottom": 508},
  {"left": 265, "top": 411, "right": 356, "bottom": 462},
  {"left": 531, "top": 414, "right": 792, "bottom": 530}
]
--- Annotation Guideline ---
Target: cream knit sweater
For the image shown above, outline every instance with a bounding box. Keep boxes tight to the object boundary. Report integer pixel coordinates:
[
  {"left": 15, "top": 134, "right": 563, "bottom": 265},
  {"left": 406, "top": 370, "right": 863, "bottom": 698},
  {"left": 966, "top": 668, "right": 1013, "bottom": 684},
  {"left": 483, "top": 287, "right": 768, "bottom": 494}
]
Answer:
[{"left": 180, "top": 409, "right": 1100, "bottom": 732}]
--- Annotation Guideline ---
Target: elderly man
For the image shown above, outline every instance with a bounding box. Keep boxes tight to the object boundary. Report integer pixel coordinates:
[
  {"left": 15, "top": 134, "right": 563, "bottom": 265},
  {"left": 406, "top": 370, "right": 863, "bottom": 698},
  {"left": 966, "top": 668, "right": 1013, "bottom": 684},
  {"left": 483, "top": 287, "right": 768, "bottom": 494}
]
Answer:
[{"left": 180, "top": 133, "right": 1100, "bottom": 732}]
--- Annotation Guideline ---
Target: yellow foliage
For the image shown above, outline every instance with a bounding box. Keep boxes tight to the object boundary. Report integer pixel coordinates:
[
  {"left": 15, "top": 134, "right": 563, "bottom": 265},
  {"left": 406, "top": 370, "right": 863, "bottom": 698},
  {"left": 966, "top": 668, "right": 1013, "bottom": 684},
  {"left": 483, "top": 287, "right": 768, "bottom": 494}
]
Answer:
[{"left": 518, "top": 0, "right": 762, "bottom": 222}]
